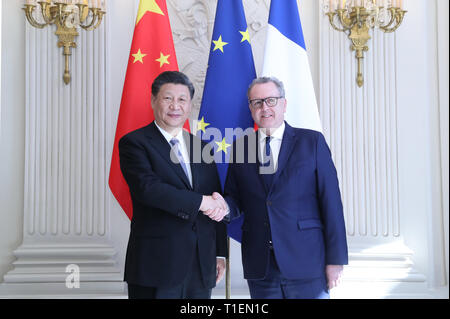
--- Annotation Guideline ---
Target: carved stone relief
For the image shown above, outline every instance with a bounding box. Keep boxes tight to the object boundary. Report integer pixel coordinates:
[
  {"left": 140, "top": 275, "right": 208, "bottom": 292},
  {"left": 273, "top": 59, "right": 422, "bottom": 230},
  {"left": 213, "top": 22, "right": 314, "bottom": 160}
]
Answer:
[{"left": 167, "top": 0, "right": 270, "bottom": 119}]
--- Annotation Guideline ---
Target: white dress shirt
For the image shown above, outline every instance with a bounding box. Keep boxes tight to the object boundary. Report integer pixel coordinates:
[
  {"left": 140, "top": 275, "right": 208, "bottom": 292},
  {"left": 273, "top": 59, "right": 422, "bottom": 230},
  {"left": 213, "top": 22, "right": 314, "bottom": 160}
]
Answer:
[
  {"left": 258, "top": 121, "right": 285, "bottom": 171},
  {"left": 154, "top": 122, "right": 193, "bottom": 186}
]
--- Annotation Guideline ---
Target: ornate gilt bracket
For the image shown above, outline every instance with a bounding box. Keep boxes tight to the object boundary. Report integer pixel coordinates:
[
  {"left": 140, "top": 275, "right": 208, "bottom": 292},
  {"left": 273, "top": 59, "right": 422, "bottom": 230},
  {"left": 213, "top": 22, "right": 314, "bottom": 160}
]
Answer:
[
  {"left": 23, "top": 2, "right": 105, "bottom": 85},
  {"left": 325, "top": 4, "right": 406, "bottom": 87}
]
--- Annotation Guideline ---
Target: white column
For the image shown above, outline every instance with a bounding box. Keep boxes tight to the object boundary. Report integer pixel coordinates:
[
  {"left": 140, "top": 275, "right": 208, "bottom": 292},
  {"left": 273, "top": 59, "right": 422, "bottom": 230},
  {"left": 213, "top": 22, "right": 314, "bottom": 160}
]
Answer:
[
  {"left": 436, "top": 0, "right": 449, "bottom": 291},
  {"left": 0, "top": 5, "right": 125, "bottom": 297},
  {"left": 0, "top": 0, "right": 2, "bottom": 138},
  {"left": 318, "top": 1, "right": 428, "bottom": 298}
]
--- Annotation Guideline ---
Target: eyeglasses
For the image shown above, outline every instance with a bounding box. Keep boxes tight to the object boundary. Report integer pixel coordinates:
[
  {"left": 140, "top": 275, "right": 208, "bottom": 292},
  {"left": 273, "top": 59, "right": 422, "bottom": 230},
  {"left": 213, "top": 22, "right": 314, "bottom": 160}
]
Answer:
[
  {"left": 160, "top": 96, "right": 189, "bottom": 107},
  {"left": 249, "top": 96, "right": 284, "bottom": 109}
]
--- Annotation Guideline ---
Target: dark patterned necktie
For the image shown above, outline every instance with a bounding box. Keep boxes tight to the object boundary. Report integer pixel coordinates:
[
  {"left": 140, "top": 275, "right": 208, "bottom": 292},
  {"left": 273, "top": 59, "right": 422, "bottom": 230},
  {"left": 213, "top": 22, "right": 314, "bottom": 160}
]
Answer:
[{"left": 261, "top": 136, "right": 275, "bottom": 189}]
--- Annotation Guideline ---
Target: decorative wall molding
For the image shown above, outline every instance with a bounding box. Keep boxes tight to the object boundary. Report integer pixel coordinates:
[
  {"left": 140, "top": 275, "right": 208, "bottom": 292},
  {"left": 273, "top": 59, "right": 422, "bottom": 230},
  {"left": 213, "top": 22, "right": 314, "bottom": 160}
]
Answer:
[
  {"left": 319, "top": 6, "right": 401, "bottom": 240},
  {"left": 436, "top": 0, "right": 449, "bottom": 287},
  {"left": 0, "top": 0, "right": 2, "bottom": 138},
  {"left": 2, "top": 243, "right": 123, "bottom": 298},
  {"left": 330, "top": 242, "right": 429, "bottom": 298},
  {"left": 23, "top": 24, "right": 110, "bottom": 240},
  {"left": 1, "top": 8, "right": 125, "bottom": 297},
  {"left": 317, "top": 1, "right": 429, "bottom": 297}
]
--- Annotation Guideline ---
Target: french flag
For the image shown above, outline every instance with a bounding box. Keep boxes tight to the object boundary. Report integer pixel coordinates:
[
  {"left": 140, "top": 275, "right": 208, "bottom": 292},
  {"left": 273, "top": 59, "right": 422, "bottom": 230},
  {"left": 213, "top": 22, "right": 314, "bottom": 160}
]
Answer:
[{"left": 261, "top": 0, "right": 322, "bottom": 132}]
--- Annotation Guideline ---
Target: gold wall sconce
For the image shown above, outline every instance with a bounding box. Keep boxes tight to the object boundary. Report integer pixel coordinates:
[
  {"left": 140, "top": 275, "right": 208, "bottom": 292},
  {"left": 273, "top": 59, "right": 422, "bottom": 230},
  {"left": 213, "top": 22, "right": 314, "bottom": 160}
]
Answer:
[
  {"left": 23, "top": 0, "right": 106, "bottom": 85},
  {"left": 323, "top": 0, "right": 406, "bottom": 87}
]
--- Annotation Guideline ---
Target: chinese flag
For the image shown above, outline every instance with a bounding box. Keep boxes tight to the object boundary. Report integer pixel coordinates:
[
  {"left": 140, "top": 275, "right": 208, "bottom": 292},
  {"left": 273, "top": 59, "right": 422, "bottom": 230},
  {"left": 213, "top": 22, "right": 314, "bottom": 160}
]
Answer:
[{"left": 109, "top": 0, "right": 189, "bottom": 220}]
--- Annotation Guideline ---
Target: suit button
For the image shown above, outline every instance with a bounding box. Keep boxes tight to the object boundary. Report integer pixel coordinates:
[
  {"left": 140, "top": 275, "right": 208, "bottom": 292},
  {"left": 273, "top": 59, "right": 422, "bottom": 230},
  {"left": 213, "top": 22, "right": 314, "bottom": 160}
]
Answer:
[
  {"left": 266, "top": 201, "right": 272, "bottom": 206},
  {"left": 178, "top": 212, "right": 189, "bottom": 220},
  {"left": 192, "top": 224, "right": 197, "bottom": 231}
]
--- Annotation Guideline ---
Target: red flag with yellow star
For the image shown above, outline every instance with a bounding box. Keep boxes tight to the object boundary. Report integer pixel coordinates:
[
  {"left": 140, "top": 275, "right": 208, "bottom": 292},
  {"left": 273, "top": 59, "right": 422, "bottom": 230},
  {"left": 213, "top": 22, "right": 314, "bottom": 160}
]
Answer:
[{"left": 109, "top": 0, "right": 189, "bottom": 220}]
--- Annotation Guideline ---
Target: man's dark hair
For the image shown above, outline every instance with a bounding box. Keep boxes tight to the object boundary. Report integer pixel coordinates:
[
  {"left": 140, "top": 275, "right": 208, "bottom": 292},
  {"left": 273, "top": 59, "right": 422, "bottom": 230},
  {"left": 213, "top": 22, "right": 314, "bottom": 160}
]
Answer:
[{"left": 151, "top": 71, "right": 195, "bottom": 99}]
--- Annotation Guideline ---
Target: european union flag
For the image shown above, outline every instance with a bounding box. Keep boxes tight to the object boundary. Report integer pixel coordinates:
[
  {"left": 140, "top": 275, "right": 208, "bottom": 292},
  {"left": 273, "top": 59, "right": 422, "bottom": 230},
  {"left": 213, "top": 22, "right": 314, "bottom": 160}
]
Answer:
[{"left": 197, "top": 0, "right": 256, "bottom": 242}]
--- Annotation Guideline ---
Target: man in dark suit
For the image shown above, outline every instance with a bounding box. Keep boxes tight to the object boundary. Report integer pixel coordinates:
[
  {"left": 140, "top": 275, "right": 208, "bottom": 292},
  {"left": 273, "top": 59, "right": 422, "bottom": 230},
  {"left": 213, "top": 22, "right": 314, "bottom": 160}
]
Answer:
[
  {"left": 222, "top": 76, "right": 348, "bottom": 299},
  {"left": 119, "top": 71, "right": 228, "bottom": 299}
]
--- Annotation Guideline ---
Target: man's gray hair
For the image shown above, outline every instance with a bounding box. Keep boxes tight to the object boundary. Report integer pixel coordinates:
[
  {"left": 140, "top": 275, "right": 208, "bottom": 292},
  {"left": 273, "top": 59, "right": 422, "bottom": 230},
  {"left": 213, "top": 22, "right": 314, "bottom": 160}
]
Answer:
[{"left": 247, "top": 76, "right": 285, "bottom": 99}]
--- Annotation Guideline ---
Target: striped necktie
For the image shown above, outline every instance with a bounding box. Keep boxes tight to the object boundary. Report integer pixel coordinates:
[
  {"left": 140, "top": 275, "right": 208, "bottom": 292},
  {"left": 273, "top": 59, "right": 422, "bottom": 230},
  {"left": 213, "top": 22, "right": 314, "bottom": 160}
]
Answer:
[{"left": 170, "top": 138, "right": 191, "bottom": 186}]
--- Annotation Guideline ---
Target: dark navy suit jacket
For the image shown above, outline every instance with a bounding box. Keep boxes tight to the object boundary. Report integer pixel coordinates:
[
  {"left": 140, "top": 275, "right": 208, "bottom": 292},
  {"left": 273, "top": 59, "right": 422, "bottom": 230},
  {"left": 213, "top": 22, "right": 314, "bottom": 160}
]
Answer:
[
  {"left": 119, "top": 122, "right": 227, "bottom": 289},
  {"left": 224, "top": 122, "right": 348, "bottom": 280}
]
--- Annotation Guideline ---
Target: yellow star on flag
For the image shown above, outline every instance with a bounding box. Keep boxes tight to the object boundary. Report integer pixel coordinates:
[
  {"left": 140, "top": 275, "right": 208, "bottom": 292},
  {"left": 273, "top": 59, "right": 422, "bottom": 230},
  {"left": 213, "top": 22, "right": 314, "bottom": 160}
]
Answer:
[
  {"left": 196, "top": 117, "right": 210, "bottom": 133},
  {"left": 132, "top": 49, "right": 147, "bottom": 64},
  {"left": 136, "top": 0, "right": 164, "bottom": 25},
  {"left": 212, "top": 35, "right": 228, "bottom": 53},
  {"left": 215, "top": 138, "right": 231, "bottom": 154},
  {"left": 155, "top": 52, "right": 170, "bottom": 67},
  {"left": 239, "top": 29, "right": 250, "bottom": 43}
]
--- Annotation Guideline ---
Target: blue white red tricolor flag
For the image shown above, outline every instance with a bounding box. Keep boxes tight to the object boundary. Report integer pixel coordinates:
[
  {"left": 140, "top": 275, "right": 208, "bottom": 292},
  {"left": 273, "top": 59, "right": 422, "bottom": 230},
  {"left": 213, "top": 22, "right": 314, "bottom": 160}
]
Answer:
[{"left": 262, "top": 0, "right": 322, "bottom": 132}]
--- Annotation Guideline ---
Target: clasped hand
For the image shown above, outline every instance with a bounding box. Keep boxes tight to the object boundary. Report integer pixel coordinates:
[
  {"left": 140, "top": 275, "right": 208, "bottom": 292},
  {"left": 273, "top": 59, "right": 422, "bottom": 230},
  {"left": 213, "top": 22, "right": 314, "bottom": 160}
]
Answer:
[{"left": 200, "top": 192, "right": 229, "bottom": 222}]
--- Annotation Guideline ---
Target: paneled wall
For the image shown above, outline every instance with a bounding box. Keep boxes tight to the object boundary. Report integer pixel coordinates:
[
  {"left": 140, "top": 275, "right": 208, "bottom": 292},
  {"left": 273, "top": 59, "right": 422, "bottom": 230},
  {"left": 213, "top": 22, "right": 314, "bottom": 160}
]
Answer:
[
  {"left": 319, "top": 7, "right": 402, "bottom": 241},
  {"left": 23, "top": 24, "right": 108, "bottom": 240},
  {"left": 0, "top": 1, "right": 122, "bottom": 297}
]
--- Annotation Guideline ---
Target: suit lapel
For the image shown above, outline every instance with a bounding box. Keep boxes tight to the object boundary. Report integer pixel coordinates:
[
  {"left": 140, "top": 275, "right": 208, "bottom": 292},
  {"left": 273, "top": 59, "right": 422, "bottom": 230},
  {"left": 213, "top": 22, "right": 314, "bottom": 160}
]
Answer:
[
  {"left": 255, "top": 122, "right": 297, "bottom": 194},
  {"left": 146, "top": 122, "right": 192, "bottom": 190},
  {"left": 254, "top": 131, "right": 271, "bottom": 194},
  {"left": 271, "top": 123, "right": 297, "bottom": 189},
  {"left": 185, "top": 130, "right": 199, "bottom": 191}
]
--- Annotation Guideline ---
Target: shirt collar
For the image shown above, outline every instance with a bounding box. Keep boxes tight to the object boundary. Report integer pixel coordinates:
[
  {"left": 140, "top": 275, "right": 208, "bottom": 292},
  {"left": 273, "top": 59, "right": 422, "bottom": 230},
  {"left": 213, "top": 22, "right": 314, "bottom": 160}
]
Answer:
[
  {"left": 258, "top": 121, "right": 285, "bottom": 142},
  {"left": 154, "top": 121, "right": 185, "bottom": 144}
]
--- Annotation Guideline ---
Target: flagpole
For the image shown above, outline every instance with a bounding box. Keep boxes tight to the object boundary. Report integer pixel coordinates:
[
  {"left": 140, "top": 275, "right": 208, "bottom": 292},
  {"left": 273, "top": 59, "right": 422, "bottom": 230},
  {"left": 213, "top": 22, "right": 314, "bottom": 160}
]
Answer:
[
  {"left": 226, "top": 236, "right": 230, "bottom": 299},
  {"left": 197, "top": 0, "right": 255, "bottom": 300}
]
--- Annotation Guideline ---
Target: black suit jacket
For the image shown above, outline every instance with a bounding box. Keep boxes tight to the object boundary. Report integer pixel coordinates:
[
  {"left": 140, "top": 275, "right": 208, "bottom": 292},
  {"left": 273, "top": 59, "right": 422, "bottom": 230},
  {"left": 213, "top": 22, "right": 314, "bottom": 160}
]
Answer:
[{"left": 119, "top": 122, "right": 228, "bottom": 289}]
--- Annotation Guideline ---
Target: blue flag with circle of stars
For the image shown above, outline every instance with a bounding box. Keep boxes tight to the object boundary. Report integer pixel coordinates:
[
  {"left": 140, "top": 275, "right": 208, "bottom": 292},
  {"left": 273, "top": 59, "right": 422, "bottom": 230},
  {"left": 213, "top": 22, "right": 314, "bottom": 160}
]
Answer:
[{"left": 197, "top": 0, "right": 256, "bottom": 242}]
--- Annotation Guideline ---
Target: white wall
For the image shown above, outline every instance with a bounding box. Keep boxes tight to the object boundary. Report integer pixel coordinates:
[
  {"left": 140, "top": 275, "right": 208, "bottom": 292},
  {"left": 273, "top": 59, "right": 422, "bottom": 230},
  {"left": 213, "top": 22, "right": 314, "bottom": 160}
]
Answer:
[
  {"left": 0, "top": 0, "right": 25, "bottom": 282},
  {"left": 437, "top": 0, "right": 449, "bottom": 288},
  {"left": 396, "top": 0, "right": 448, "bottom": 289}
]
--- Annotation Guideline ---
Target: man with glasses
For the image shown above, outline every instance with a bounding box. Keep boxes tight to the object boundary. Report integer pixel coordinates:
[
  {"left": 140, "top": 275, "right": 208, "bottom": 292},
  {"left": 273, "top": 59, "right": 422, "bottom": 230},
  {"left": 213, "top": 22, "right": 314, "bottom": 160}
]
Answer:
[{"left": 223, "top": 76, "right": 348, "bottom": 299}]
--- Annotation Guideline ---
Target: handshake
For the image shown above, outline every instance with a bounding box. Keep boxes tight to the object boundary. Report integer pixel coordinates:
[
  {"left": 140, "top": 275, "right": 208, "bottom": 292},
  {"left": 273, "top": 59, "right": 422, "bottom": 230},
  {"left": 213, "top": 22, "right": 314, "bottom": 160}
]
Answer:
[{"left": 199, "top": 192, "right": 229, "bottom": 222}]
